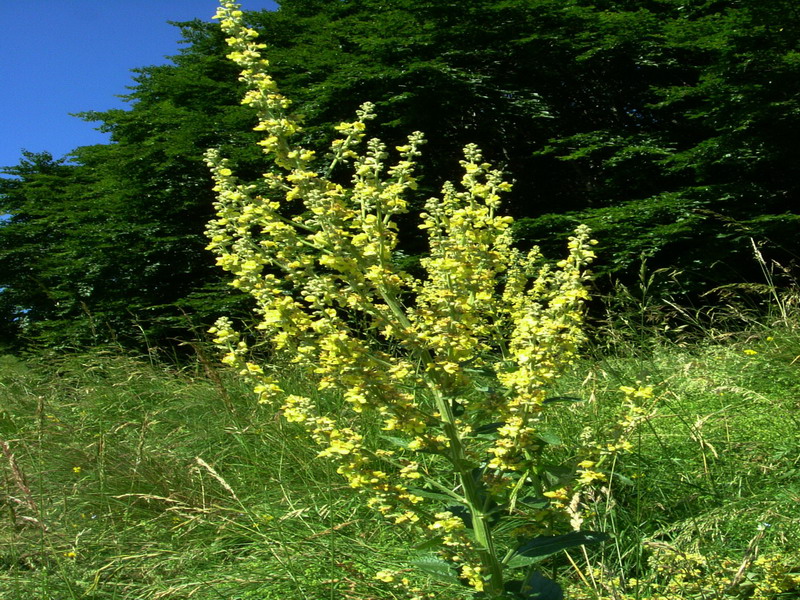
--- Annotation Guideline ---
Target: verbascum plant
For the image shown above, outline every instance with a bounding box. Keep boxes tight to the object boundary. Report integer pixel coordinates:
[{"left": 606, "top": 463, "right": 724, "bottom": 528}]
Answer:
[{"left": 206, "top": 2, "right": 608, "bottom": 597}]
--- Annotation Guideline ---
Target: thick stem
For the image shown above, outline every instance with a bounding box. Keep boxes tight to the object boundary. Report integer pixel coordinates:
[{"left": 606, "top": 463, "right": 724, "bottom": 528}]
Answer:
[
  {"left": 376, "top": 273, "right": 505, "bottom": 594},
  {"left": 431, "top": 387, "right": 504, "bottom": 596}
]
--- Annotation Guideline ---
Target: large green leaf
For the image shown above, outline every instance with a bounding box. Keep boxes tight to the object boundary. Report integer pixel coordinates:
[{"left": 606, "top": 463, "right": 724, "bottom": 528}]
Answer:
[
  {"left": 409, "top": 555, "right": 460, "bottom": 585},
  {"left": 535, "top": 429, "right": 562, "bottom": 446},
  {"left": 507, "top": 531, "right": 609, "bottom": 567}
]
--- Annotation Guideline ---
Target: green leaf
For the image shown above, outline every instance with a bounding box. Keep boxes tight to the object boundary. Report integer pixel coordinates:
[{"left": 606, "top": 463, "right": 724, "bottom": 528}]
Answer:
[
  {"left": 535, "top": 430, "right": 562, "bottom": 446},
  {"left": 510, "top": 531, "right": 609, "bottom": 563},
  {"left": 506, "top": 554, "right": 548, "bottom": 569},
  {"left": 611, "top": 472, "right": 635, "bottom": 486},
  {"left": 472, "top": 421, "right": 505, "bottom": 435},
  {"left": 505, "top": 571, "right": 563, "bottom": 600},
  {"left": 379, "top": 434, "right": 412, "bottom": 449},
  {"left": 516, "top": 496, "right": 550, "bottom": 510},
  {"left": 407, "top": 487, "right": 460, "bottom": 503},
  {"left": 412, "top": 535, "right": 446, "bottom": 552},
  {"left": 542, "top": 396, "right": 584, "bottom": 405},
  {"left": 541, "top": 466, "right": 573, "bottom": 487},
  {"left": 409, "top": 555, "right": 460, "bottom": 585}
]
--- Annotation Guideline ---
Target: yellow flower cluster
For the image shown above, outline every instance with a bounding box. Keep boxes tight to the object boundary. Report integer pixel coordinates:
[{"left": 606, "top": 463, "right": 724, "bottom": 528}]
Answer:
[
  {"left": 428, "top": 510, "right": 469, "bottom": 548},
  {"left": 569, "top": 536, "right": 799, "bottom": 600},
  {"left": 751, "top": 554, "right": 800, "bottom": 598},
  {"left": 527, "top": 384, "right": 657, "bottom": 534},
  {"left": 460, "top": 563, "right": 486, "bottom": 592},
  {"left": 208, "top": 2, "right": 597, "bottom": 594}
]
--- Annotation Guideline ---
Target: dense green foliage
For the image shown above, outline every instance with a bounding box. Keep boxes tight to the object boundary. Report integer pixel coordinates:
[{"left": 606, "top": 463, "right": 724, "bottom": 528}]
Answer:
[{"left": 2, "top": 0, "right": 798, "bottom": 349}]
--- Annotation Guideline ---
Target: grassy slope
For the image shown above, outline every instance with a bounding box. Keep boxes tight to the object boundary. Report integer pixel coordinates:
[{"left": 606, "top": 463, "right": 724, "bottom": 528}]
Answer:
[
  {"left": 0, "top": 352, "right": 417, "bottom": 599},
  {"left": 552, "top": 324, "right": 800, "bottom": 598},
  {"left": 1, "top": 321, "right": 798, "bottom": 599}
]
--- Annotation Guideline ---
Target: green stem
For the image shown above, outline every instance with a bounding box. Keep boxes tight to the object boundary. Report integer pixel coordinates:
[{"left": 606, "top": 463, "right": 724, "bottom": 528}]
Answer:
[
  {"left": 431, "top": 387, "right": 504, "bottom": 596},
  {"left": 373, "top": 268, "right": 505, "bottom": 594}
]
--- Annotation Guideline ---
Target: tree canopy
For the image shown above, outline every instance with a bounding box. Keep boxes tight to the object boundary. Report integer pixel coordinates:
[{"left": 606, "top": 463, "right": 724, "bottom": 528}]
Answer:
[{"left": 2, "top": 0, "right": 798, "bottom": 350}]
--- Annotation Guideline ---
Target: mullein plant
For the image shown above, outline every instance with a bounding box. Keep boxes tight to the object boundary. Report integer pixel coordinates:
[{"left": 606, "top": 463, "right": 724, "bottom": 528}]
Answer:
[{"left": 206, "top": 2, "right": 613, "bottom": 597}]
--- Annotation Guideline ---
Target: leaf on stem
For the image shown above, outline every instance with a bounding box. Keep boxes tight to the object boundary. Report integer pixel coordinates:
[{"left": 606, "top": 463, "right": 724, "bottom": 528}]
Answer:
[
  {"left": 506, "top": 531, "right": 609, "bottom": 568},
  {"left": 541, "top": 396, "right": 584, "bottom": 405},
  {"left": 505, "top": 571, "right": 564, "bottom": 600},
  {"left": 409, "top": 555, "right": 460, "bottom": 585}
]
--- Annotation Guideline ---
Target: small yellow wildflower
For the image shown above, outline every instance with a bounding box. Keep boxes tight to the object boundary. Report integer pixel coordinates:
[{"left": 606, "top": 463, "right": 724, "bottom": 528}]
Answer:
[
  {"left": 543, "top": 488, "right": 569, "bottom": 501},
  {"left": 577, "top": 469, "right": 607, "bottom": 485},
  {"left": 375, "top": 570, "right": 395, "bottom": 583},
  {"left": 460, "top": 563, "right": 485, "bottom": 591},
  {"left": 428, "top": 511, "right": 466, "bottom": 532}
]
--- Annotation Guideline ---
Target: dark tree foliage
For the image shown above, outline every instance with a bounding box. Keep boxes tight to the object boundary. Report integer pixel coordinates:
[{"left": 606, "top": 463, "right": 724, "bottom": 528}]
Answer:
[
  {"left": 1, "top": 0, "right": 798, "bottom": 350},
  {"left": 251, "top": 0, "right": 800, "bottom": 289},
  {"left": 523, "top": 0, "right": 800, "bottom": 290},
  {"left": 0, "top": 152, "right": 96, "bottom": 347}
]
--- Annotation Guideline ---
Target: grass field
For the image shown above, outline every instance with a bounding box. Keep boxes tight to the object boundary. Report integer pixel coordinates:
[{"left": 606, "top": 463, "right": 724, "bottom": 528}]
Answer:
[{"left": 2, "top": 303, "right": 799, "bottom": 599}]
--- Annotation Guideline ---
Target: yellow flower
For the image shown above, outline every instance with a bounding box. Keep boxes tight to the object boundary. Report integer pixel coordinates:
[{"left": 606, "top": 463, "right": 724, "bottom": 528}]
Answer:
[
  {"left": 460, "top": 563, "right": 485, "bottom": 591},
  {"left": 428, "top": 511, "right": 466, "bottom": 532},
  {"left": 543, "top": 488, "right": 568, "bottom": 500},
  {"left": 577, "top": 469, "right": 607, "bottom": 485}
]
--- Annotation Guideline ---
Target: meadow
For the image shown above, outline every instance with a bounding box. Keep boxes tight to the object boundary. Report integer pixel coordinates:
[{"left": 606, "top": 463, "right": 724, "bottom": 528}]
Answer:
[
  {"left": 2, "top": 293, "right": 798, "bottom": 599},
  {"left": 3, "top": 2, "right": 800, "bottom": 598}
]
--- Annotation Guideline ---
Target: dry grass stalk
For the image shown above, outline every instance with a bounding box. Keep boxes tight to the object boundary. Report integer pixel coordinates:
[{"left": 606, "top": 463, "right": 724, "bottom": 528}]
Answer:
[{"left": 1, "top": 438, "right": 47, "bottom": 530}]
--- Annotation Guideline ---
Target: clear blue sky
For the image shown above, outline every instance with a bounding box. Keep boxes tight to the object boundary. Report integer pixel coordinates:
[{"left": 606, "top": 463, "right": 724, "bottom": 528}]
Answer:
[{"left": 1, "top": 0, "right": 278, "bottom": 170}]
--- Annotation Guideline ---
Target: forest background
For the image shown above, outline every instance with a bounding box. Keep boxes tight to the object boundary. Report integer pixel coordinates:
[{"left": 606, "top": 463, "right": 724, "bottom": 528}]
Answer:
[{"left": 2, "top": 0, "right": 799, "bottom": 352}]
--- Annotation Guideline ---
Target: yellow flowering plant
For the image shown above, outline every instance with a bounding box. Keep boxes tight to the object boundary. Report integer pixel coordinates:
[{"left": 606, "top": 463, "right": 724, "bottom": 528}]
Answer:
[{"left": 206, "top": 2, "right": 608, "bottom": 597}]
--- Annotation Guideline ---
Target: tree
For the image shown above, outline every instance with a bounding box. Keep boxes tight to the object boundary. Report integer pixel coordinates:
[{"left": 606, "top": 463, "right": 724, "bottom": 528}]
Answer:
[
  {"left": 0, "top": 152, "right": 117, "bottom": 346},
  {"left": 3, "top": 0, "right": 797, "bottom": 349},
  {"left": 519, "top": 0, "right": 800, "bottom": 290}
]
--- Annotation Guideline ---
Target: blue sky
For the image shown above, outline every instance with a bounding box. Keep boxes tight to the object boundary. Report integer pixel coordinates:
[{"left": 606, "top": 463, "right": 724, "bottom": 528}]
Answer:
[{"left": 1, "top": 0, "right": 278, "bottom": 170}]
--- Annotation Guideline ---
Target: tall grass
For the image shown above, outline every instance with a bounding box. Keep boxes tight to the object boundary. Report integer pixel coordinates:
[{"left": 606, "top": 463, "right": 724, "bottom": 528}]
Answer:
[
  {"left": 555, "top": 279, "right": 800, "bottom": 599},
  {"left": 0, "top": 352, "right": 418, "bottom": 599},
  {"left": 2, "top": 297, "right": 799, "bottom": 599}
]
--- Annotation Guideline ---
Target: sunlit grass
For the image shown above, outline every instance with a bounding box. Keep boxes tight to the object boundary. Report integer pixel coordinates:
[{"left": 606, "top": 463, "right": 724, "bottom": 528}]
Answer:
[
  {"left": 1, "top": 308, "right": 799, "bottom": 599},
  {"left": 0, "top": 352, "right": 419, "bottom": 599}
]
